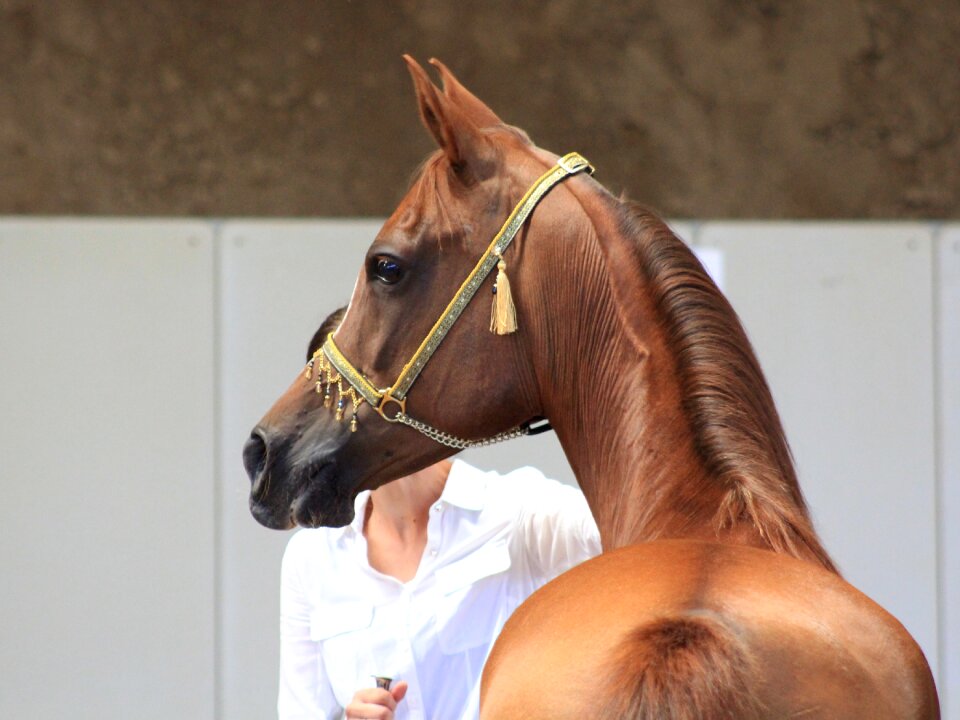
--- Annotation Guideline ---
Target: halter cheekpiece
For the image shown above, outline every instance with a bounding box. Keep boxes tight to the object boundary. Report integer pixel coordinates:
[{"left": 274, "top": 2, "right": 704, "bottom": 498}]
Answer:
[{"left": 304, "top": 152, "right": 594, "bottom": 449}]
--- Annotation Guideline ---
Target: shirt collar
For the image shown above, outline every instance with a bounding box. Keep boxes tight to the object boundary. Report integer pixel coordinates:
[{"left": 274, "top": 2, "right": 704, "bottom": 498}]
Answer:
[
  {"left": 439, "top": 458, "right": 487, "bottom": 511},
  {"left": 334, "top": 458, "right": 487, "bottom": 542},
  {"left": 335, "top": 490, "right": 371, "bottom": 542}
]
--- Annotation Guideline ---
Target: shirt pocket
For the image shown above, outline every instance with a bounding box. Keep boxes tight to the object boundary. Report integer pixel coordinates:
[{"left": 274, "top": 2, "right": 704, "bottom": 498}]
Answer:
[
  {"left": 434, "top": 538, "right": 515, "bottom": 655},
  {"left": 310, "top": 604, "right": 375, "bottom": 709}
]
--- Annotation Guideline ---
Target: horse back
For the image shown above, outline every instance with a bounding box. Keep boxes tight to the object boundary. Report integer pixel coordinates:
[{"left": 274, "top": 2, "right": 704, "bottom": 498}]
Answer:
[{"left": 480, "top": 540, "right": 939, "bottom": 720}]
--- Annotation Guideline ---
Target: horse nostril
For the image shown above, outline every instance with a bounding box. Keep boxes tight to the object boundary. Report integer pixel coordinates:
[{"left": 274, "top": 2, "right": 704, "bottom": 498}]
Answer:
[{"left": 243, "top": 429, "right": 268, "bottom": 483}]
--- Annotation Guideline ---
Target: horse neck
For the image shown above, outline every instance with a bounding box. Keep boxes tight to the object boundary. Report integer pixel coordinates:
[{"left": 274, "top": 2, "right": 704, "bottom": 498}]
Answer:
[
  {"left": 536, "top": 271, "right": 725, "bottom": 550},
  {"left": 528, "top": 187, "right": 836, "bottom": 571}
]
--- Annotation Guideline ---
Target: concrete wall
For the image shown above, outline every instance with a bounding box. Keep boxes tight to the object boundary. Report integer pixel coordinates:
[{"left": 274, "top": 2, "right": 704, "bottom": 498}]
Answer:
[
  {"left": 1, "top": 218, "right": 956, "bottom": 718},
  {"left": 0, "top": 222, "right": 217, "bottom": 719},
  {"left": 1, "top": 1, "right": 957, "bottom": 219}
]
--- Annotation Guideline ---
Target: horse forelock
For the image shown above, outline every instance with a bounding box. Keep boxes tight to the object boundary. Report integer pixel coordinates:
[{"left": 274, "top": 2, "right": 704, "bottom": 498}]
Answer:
[
  {"left": 615, "top": 202, "right": 836, "bottom": 572},
  {"left": 402, "top": 141, "right": 525, "bottom": 253},
  {"left": 400, "top": 151, "right": 466, "bottom": 249}
]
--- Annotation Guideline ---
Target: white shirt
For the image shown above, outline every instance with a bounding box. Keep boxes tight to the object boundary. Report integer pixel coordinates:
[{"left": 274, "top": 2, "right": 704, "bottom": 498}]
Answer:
[{"left": 278, "top": 459, "right": 601, "bottom": 720}]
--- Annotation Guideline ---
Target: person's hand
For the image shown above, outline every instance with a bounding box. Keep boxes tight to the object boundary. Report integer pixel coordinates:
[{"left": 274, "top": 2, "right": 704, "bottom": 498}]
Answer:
[{"left": 344, "top": 680, "right": 408, "bottom": 719}]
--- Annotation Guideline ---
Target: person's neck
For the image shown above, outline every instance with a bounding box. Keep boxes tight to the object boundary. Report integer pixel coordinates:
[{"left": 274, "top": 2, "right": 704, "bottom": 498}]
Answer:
[{"left": 364, "top": 459, "right": 452, "bottom": 582}]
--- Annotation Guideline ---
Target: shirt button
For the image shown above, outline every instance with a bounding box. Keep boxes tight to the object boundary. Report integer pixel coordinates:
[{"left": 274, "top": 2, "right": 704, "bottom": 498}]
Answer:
[
  {"left": 430, "top": 548, "right": 438, "bottom": 556},
  {"left": 433, "top": 505, "right": 442, "bottom": 512}
]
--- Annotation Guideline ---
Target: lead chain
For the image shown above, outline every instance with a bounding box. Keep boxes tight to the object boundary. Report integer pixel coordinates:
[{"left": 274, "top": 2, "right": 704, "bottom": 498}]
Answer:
[{"left": 394, "top": 412, "right": 529, "bottom": 450}]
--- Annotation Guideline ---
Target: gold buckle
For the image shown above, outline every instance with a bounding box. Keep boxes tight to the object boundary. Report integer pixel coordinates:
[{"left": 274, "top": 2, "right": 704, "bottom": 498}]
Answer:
[
  {"left": 376, "top": 392, "right": 407, "bottom": 422},
  {"left": 556, "top": 153, "right": 594, "bottom": 176}
]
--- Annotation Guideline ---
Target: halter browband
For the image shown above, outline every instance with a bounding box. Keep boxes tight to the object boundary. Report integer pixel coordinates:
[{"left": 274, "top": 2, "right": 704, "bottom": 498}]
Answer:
[{"left": 309, "top": 152, "right": 594, "bottom": 448}]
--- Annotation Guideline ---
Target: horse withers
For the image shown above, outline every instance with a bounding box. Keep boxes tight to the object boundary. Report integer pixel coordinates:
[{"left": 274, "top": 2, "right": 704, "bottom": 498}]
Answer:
[{"left": 243, "top": 57, "right": 939, "bottom": 719}]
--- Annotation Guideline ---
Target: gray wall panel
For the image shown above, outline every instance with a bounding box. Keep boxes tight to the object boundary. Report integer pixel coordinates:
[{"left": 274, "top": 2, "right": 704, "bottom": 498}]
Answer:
[
  {"left": 937, "top": 225, "right": 960, "bottom": 718},
  {"left": 0, "top": 221, "right": 216, "bottom": 720}
]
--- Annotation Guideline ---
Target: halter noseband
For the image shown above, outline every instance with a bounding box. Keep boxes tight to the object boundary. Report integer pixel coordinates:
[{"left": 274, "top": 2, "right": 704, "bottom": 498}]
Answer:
[{"left": 306, "top": 152, "right": 594, "bottom": 449}]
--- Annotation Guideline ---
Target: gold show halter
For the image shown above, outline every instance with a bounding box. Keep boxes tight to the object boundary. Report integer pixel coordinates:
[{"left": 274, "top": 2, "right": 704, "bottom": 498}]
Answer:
[{"left": 311, "top": 152, "right": 594, "bottom": 449}]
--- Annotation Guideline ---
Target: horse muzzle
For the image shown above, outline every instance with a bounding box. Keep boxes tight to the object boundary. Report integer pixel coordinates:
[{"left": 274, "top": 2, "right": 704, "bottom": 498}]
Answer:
[{"left": 243, "top": 425, "right": 356, "bottom": 529}]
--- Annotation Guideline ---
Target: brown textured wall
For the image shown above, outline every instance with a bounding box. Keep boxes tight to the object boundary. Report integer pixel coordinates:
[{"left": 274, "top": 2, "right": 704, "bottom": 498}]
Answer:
[{"left": 1, "top": 0, "right": 957, "bottom": 218}]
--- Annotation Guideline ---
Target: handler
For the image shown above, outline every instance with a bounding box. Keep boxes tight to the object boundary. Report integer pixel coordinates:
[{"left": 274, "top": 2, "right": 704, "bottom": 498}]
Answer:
[{"left": 278, "top": 309, "right": 601, "bottom": 720}]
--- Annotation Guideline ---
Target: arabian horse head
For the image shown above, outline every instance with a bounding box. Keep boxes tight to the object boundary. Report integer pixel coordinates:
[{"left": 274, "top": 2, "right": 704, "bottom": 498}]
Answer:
[{"left": 243, "top": 57, "right": 582, "bottom": 530}]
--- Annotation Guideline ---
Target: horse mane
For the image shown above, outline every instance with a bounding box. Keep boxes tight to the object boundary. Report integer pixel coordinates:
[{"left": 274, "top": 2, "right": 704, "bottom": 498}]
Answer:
[{"left": 618, "top": 202, "right": 837, "bottom": 573}]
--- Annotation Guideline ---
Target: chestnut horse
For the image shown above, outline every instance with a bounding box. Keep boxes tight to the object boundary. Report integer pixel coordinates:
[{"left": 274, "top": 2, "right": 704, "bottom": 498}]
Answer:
[{"left": 244, "top": 57, "right": 939, "bottom": 718}]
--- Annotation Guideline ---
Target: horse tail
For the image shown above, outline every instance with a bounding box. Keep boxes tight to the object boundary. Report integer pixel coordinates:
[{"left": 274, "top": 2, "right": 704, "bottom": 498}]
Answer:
[{"left": 600, "top": 613, "right": 765, "bottom": 720}]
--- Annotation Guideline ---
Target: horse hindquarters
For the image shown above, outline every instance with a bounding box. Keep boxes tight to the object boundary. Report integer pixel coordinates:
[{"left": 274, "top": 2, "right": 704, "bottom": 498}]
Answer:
[{"left": 480, "top": 542, "right": 939, "bottom": 720}]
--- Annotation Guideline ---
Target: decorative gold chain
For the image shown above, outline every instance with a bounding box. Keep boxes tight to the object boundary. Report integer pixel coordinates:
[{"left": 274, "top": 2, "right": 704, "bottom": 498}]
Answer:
[{"left": 306, "top": 348, "right": 365, "bottom": 432}]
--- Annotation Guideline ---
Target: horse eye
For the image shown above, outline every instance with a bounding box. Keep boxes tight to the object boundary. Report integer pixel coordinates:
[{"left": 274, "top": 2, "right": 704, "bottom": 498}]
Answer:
[{"left": 373, "top": 256, "right": 403, "bottom": 285}]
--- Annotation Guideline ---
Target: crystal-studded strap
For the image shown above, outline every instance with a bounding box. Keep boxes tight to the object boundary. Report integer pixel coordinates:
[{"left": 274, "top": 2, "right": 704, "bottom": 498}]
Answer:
[
  {"left": 389, "top": 152, "right": 594, "bottom": 400},
  {"left": 321, "top": 334, "right": 384, "bottom": 408}
]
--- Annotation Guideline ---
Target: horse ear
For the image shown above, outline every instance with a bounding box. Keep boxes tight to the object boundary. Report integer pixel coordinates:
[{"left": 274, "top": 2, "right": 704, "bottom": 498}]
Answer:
[
  {"left": 428, "top": 58, "right": 502, "bottom": 128},
  {"left": 403, "top": 54, "right": 484, "bottom": 171}
]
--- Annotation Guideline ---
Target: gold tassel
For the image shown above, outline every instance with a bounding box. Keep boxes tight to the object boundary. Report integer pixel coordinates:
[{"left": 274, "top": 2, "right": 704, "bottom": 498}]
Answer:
[{"left": 490, "top": 256, "right": 518, "bottom": 335}]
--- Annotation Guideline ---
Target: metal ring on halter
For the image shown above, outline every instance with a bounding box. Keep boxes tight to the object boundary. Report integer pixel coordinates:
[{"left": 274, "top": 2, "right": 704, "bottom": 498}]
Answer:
[{"left": 376, "top": 393, "right": 407, "bottom": 422}]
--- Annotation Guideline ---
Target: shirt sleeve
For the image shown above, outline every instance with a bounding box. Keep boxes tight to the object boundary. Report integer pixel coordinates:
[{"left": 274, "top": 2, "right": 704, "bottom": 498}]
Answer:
[
  {"left": 278, "top": 534, "right": 343, "bottom": 720},
  {"left": 511, "top": 469, "right": 602, "bottom": 584}
]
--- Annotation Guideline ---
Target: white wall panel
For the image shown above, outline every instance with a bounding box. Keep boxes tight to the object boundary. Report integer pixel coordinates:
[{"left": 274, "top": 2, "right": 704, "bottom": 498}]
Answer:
[
  {"left": 937, "top": 225, "right": 960, "bottom": 719},
  {"left": 0, "top": 220, "right": 216, "bottom": 720},
  {"left": 2, "top": 218, "right": 950, "bottom": 718},
  {"left": 218, "top": 220, "right": 382, "bottom": 720},
  {"left": 696, "top": 222, "right": 939, "bottom": 683}
]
